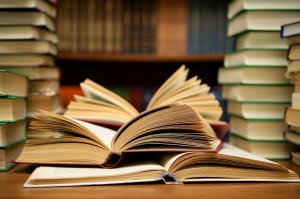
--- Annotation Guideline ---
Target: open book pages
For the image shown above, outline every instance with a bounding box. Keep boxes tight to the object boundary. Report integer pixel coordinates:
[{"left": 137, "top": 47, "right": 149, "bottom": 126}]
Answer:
[
  {"left": 14, "top": 103, "right": 226, "bottom": 168},
  {"left": 23, "top": 143, "right": 299, "bottom": 187},
  {"left": 63, "top": 65, "right": 225, "bottom": 131}
]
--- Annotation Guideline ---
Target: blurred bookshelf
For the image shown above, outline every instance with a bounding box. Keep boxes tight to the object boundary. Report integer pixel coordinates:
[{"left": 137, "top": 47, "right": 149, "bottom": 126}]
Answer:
[{"left": 55, "top": 0, "right": 232, "bottom": 108}]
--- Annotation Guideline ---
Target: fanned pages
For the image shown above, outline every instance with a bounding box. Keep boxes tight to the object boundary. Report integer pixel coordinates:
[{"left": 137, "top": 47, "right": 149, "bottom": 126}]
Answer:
[
  {"left": 23, "top": 143, "right": 299, "bottom": 187},
  {"left": 14, "top": 103, "right": 224, "bottom": 168},
  {"left": 63, "top": 65, "right": 226, "bottom": 134}
]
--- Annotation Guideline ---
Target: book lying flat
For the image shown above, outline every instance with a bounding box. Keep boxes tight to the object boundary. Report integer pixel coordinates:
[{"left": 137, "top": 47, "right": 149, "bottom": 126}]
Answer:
[
  {"left": 228, "top": 0, "right": 300, "bottom": 19},
  {"left": 0, "top": 41, "right": 57, "bottom": 55},
  {"left": 0, "top": 70, "right": 28, "bottom": 98},
  {"left": 0, "top": 55, "right": 55, "bottom": 67},
  {"left": 229, "top": 115, "right": 288, "bottom": 141},
  {"left": 14, "top": 103, "right": 227, "bottom": 168},
  {"left": 23, "top": 143, "right": 299, "bottom": 187},
  {"left": 218, "top": 67, "right": 289, "bottom": 85},
  {"left": 227, "top": 10, "right": 300, "bottom": 36},
  {"left": 0, "top": 11, "right": 55, "bottom": 31},
  {"left": 0, "top": 0, "right": 57, "bottom": 18},
  {"left": 229, "top": 134, "right": 296, "bottom": 160},
  {"left": 221, "top": 84, "right": 293, "bottom": 102},
  {"left": 0, "top": 26, "right": 58, "bottom": 44}
]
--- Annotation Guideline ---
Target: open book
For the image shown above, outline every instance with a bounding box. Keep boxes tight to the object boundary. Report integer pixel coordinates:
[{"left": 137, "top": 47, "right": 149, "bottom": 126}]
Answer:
[
  {"left": 63, "top": 65, "right": 225, "bottom": 132},
  {"left": 14, "top": 103, "right": 226, "bottom": 168},
  {"left": 23, "top": 143, "right": 299, "bottom": 187}
]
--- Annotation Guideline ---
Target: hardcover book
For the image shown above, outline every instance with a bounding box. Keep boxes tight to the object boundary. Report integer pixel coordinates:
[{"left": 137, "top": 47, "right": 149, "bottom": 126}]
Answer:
[
  {"left": 23, "top": 143, "right": 299, "bottom": 187},
  {"left": 14, "top": 103, "right": 226, "bottom": 168}
]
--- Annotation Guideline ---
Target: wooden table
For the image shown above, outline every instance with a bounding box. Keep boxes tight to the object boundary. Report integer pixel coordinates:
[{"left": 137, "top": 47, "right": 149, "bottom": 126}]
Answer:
[{"left": 1, "top": 162, "right": 300, "bottom": 199}]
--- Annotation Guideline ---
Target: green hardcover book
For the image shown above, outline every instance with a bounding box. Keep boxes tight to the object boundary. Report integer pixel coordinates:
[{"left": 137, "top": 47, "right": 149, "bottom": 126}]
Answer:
[
  {"left": 218, "top": 66, "right": 290, "bottom": 85},
  {"left": 224, "top": 49, "right": 288, "bottom": 68},
  {"left": 0, "top": 97, "right": 27, "bottom": 122},
  {"left": 227, "top": 10, "right": 300, "bottom": 37},
  {"left": 235, "top": 31, "right": 288, "bottom": 50},
  {"left": 0, "top": 140, "right": 25, "bottom": 171},
  {"left": 229, "top": 115, "right": 288, "bottom": 141},
  {"left": 228, "top": 0, "right": 300, "bottom": 20},
  {"left": 227, "top": 101, "right": 290, "bottom": 120},
  {"left": 229, "top": 133, "right": 297, "bottom": 160},
  {"left": 0, "top": 119, "right": 27, "bottom": 147},
  {"left": 0, "top": 70, "right": 28, "bottom": 98},
  {"left": 221, "top": 84, "right": 293, "bottom": 103}
]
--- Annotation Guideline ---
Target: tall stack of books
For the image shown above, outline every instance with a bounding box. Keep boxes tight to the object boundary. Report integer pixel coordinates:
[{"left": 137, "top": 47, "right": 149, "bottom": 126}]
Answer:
[
  {"left": 0, "top": 70, "right": 28, "bottom": 171},
  {"left": 218, "top": 0, "right": 300, "bottom": 160},
  {"left": 281, "top": 20, "right": 300, "bottom": 166},
  {"left": 0, "top": 0, "right": 63, "bottom": 139}
]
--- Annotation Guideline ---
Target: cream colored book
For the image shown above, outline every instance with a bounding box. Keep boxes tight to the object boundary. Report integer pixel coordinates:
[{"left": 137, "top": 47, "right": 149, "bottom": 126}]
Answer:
[
  {"left": 218, "top": 67, "right": 289, "bottom": 84},
  {"left": 228, "top": 0, "right": 300, "bottom": 19},
  {"left": 15, "top": 103, "right": 226, "bottom": 168},
  {"left": 228, "top": 10, "right": 300, "bottom": 36},
  {"left": 224, "top": 50, "right": 288, "bottom": 68},
  {"left": 23, "top": 143, "right": 299, "bottom": 187},
  {"left": 0, "top": 0, "right": 56, "bottom": 18}
]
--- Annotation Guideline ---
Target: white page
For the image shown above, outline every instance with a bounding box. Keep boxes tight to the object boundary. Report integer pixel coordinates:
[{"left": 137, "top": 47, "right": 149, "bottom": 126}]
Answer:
[{"left": 70, "top": 118, "right": 116, "bottom": 150}]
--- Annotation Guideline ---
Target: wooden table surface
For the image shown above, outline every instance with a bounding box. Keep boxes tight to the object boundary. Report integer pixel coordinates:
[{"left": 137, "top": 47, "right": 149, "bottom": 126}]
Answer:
[{"left": 1, "top": 162, "right": 300, "bottom": 199}]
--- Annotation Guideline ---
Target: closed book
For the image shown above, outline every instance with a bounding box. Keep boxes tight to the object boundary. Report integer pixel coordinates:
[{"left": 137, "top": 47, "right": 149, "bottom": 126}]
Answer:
[
  {"left": 0, "top": 55, "right": 55, "bottom": 67},
  {"left": 228, "top": 0, "right": 300, "bottom": 19},
  {"left": 0, "top": 141, "right": 25, "bottom": 171},
  {"left": 287, "top": 44, "right": 300, "bottom": 61},
  {"left": 0, "top": 70, "right": 28, "bottom": 98},
  {"left": 224, "top": 49, "right": 288, "bottom": 68},
  {"left": 221, "top": 84, "right": 293, "bottom": 102},
  {"left": 281, "top": 20, "right": 300, "bottom": 38},
  {"left": 227, "top": 101, "right": 290, "bottom": 120},
  {"left": 228, "top": 10, "right": 300, "bottom": 37},
  {"left": 218, "top": 67, "right": 289, "bottom": 85},
  {"left": 0, "top": 41, "right": 57, "bottom": 55},
  {"left": 0, "top": 11, "right": 55, "bottom": 31},
  {"left": 0, "top": 0, "right": 56, "bottom": 18},
  {"left": 284, "top": 129, "right": 300, "bottom": 145},
  {"left": 0, "top": 66, "right": 60, "bottom": 80},
  {"left": 235, "top": 31, "right": 288, "bottom": 50},
  {"left": 0, "top": 25, "right": 58, "bottom": 44},
  {"left": 229, "top": 115, "right": 288, "bottom": 141},
  {"left": 27, "top": 93, "right": 63, "bottom": 117},
  {"left": 229, "top": 134, "right": 297, "bottom": 160},
  {"left": 0, "top": 120, "right": 26, "bottom": 147},
  {"left": 285, "top": 60, "right": 300, "bottom": 79},
  {"left": 0, "top": 97, "right": 26, "bottom": 122},
  {"left": 284, "top": 107, "right": 300, "bottom": 128}
]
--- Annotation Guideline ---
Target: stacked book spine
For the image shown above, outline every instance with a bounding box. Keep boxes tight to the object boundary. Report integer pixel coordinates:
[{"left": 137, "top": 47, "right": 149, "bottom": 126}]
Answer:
[
  {"left": 0, "top": 0, "right": 63, "bottom": 142},
  {"left": 0, "top": 70, "right": 28, "bottom": 171},
  {"left": 218, "top": 0, "right": 300, "bottom": 160},
  {"left": 281, "top": 20, "right": 300, "bottom": 167}
]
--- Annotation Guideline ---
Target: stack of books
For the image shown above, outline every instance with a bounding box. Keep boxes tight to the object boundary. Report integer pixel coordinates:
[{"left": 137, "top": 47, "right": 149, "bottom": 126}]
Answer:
[
  {"left": 218, "top": 0, "right": 300, "bottom": 160},
  {"left": 0, "top": 70, "right": 28, "bottom": 171},
  {"left": 281, "top": 20, "right": 300, "bottom": 166},
  {"left": 0, "top": 0, "right": 63, "bottom": 139}
]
